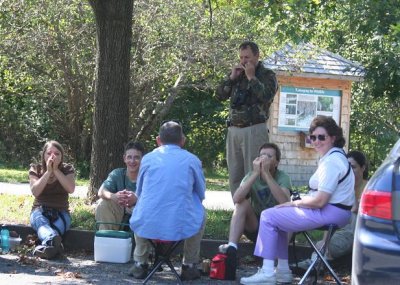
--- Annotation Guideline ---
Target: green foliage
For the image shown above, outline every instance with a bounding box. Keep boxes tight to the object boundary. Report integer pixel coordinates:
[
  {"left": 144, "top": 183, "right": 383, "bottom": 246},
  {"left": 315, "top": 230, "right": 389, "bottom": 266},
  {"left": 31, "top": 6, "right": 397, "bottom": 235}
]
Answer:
[
  {"left": 165, "top": 88, "right": 227, "bottom": 168},
  {"left": 0, "top": 55, "right": 50, "bottom": 166},
  {"left": 293, "top": 230, "right": 324, "bottom": 246},
  {"left": 74, "top": 160, "right": 91, "bottom": 180},
  {"left": 292, "top": 185, "right": 309, "bottom": 195},
  {"left": 203, "top": 168, "right": 229, "bottom": 191},
  {"left": 1, "top": 0, "right": 399, "bottom": 174},
  {"left": 0, "top": 166, "right": 225, "bottom": 189},
  {"left": 0, "top": 167, "right": 29, "bottom": 183},
  {"left": 0, "top": 167, "right": 88, "bottom": 186},
  {"left": 349, "top": 88, "right": 399, "bottom": 172},
  {"left": 69, "top": 197, "right": 95, "bottom": 230},
  {"left": 0, "top": 194, "right": 33, "bottom": 225},
  {"left": 0, "top": 0, "right": 95, "bottom": 165},
  {"left": 204, "top": 209, "right": 232, "bottom": 240},
  {"left": 257, "top": 0, "right": 400, "bottom": 171}
]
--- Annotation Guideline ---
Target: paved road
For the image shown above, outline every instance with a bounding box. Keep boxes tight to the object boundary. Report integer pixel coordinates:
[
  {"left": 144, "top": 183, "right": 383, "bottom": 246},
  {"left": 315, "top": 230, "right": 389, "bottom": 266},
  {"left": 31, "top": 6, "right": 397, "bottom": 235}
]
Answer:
[
  {"left": 0, "top": 182, "right": 234, "bottom": 211},
  {"left": 0, "top": 250, "right": 349, "bottom": 285}
]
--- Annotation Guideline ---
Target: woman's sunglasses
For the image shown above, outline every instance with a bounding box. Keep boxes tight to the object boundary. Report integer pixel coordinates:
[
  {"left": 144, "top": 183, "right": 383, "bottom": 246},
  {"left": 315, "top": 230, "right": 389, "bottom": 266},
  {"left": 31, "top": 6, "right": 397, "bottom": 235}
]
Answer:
[{"left": 309, "top": 134, "right": 327, "bottom": 142}]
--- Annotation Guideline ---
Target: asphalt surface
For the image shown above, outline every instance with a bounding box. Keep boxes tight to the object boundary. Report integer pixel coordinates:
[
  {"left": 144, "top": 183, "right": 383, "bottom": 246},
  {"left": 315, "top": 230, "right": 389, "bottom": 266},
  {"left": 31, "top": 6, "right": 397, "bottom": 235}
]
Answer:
[
  {"left": 0, "top": 252, "right": 259, "bottom": 285},
  {"left": 0, "top": 250, "right": 351, "bottom": 285}
]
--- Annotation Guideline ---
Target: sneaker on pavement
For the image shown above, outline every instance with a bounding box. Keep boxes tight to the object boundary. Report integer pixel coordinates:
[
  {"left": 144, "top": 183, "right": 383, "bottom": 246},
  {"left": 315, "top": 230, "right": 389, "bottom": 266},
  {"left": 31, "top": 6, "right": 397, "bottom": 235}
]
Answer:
[
  {"left": 276, "top": 268, "right": 293, "bottom": 283},
  {"left": 180, "top": 264, "right": 201, "bottom": 281},
  {"left": 218, "top": 243, "right": 229, "bottom": 253},
  {"left": 225, "top": 246, "right": 237, "bottom": 280},
  {"left": 297, "top": 258, "right": 313, "bottom": 270},
  {"left": 50, "top": 235, "right": 62, "bottom": 247},
  {"left": 36, "top": 235, "right": 64, "bottom": 259},
  {"left": 51, "top": 235, "right": 64, "bottom": 255},
  {"left": 240, "top": 268, "right": 276, "bottom": 285},
  {"left": 129, "top": 262, "right": 149, "bottom": 279},
  {"left": 33, "top": 245, "right": 59, "bottom": 259}
]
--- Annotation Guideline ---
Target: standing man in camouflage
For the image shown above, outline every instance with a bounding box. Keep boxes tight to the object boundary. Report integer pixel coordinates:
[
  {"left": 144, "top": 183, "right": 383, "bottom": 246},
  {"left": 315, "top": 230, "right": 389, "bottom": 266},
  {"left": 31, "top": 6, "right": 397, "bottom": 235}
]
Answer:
[{"left": 216, "top": 41, "right": 278, "bottom": 196}]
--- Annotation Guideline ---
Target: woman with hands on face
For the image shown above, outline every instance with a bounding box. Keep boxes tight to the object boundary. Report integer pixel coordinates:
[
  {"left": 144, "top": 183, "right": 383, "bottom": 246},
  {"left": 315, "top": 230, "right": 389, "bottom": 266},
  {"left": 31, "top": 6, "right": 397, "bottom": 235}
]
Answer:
[
  {"left": 218, "top": 143, "right": 292, "bottom": 280},
  {"left": 29, "top": 140, "right": 75, "bottom": 259},
  {"left": 31, "top": 143, "right": 75, "bottom": 197}
]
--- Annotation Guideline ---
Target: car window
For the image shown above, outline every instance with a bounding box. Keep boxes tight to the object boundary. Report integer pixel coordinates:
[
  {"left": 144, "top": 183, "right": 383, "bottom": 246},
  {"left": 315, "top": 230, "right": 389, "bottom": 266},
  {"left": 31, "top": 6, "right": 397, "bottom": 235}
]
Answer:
[
  {"left": 389, "top": 138, "right": 400, "bottom": 159},
  {"left": 366, "top": 162, "right": 393, "bottom": 193}
]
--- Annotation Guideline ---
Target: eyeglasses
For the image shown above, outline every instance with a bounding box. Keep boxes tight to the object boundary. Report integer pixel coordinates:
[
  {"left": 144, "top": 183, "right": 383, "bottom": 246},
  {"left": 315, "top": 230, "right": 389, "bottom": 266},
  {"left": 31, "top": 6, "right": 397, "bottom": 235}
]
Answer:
[{"left": 309, "top": 134, "right": 327, "bottom": 142}]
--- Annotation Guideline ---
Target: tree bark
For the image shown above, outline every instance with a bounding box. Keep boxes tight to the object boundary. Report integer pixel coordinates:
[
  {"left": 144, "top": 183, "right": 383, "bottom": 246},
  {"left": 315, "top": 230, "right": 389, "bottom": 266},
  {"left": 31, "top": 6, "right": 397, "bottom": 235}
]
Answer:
[{"left": 88, "top": 0, "right": 133, "bottom": 202}]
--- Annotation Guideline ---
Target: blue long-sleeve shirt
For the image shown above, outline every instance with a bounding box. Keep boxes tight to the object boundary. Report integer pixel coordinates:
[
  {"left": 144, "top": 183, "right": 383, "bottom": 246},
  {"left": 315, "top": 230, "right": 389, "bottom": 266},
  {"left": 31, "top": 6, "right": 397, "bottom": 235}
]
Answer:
[{"left": 130, "top": 144, "right": 206, "bottom": 240}]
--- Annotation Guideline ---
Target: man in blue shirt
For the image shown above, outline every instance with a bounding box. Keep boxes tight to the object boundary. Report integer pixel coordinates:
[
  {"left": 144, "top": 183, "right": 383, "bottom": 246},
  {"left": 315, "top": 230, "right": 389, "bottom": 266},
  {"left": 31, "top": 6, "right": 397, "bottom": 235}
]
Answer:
[
  {"left": 129, "top": 121, "right": 206, "bottom": 281},
  {"left": 95, "top": 141, "right": 145, "bottom": 230}
]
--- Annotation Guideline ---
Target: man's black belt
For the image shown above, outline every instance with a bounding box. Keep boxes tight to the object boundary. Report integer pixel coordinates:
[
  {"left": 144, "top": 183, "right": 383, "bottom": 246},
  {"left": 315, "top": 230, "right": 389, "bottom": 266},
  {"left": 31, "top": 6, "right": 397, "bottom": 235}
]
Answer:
[{"left": 330, "top": 203, "right": 352, "bottom": 210}]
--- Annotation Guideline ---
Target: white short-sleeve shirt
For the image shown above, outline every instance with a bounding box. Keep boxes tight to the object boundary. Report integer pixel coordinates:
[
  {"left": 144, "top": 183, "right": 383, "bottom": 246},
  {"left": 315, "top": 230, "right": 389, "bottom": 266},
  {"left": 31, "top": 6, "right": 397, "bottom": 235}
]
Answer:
[{"left": 308, "top": 147, "right": 355, "bottom": 206}]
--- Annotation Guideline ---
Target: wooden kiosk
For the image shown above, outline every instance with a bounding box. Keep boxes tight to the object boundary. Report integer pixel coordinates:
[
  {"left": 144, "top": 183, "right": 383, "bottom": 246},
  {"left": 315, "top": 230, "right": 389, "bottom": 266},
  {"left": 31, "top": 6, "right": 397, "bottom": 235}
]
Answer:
[{"left": 263, "top": 43, "right": 365, "bottom": 186}]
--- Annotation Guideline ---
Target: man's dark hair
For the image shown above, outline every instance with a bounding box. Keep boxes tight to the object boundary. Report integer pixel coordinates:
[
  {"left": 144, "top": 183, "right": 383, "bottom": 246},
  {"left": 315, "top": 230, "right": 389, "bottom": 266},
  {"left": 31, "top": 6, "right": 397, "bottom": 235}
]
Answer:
[
  {"left": 239, "top": 41, "right": 259, "bottom": 56},
  {"left": 347, "top": 150, "right": 369, "bottom": 179},
  {"left": 309, "top": 115, "right": 345, "bottom": 148},
  {"left": 258, "top": 142, "right": 281, "bottom": 162},
  {"left": 124, "top": 141, "right": 145, "bottom": 155},
  {"left": 159, "top": 121, "right": 183, "bottom": 145}
]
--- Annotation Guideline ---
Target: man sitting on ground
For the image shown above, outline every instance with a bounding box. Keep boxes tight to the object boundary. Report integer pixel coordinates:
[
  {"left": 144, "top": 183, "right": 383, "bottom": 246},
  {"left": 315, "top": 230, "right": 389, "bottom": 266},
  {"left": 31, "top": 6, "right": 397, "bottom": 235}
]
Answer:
[
  {"left": 95, "top": 141, "right": 144, "bottom": 230},
  {"left": 129, "top": 120, "right": 206, "bottom": 281},
  {"left": 219, "top": 143, "right": 293, "bottom": 281}
]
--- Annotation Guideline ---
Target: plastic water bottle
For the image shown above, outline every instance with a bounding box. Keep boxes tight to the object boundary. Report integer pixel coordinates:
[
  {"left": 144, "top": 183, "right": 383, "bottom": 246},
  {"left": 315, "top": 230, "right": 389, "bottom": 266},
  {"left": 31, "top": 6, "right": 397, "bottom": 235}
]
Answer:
[{"left": 1, "top": 227, "right": 10, "bottom": 253}]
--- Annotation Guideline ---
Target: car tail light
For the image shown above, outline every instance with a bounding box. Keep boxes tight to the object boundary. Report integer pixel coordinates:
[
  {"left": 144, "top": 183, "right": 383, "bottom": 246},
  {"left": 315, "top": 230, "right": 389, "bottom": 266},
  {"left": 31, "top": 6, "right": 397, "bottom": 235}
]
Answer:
[{"left": 360, "top": 191, "right": 392, "bottom": 219}]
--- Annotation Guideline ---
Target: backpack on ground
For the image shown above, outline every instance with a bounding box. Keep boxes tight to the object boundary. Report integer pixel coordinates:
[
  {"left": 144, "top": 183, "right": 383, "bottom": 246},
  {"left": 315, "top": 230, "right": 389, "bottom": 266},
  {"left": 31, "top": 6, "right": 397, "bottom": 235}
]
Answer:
[{"left": 209, "top": 252, "right": 236, "bottom": 280}]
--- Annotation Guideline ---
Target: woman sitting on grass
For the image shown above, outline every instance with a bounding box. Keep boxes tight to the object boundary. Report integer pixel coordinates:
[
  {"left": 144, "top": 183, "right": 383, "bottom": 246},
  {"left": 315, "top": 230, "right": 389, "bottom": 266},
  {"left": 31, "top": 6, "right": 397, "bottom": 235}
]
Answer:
[{"left": 29, "top": 140, "right": 75, "bottom": 259}]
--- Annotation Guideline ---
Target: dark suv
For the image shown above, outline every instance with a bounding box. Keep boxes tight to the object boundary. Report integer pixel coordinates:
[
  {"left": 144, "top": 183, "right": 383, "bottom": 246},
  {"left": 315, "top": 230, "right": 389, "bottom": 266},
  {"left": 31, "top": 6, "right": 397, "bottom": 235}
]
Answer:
[{"left": 352, "top": 138, "right": 400, "bottom": 285}]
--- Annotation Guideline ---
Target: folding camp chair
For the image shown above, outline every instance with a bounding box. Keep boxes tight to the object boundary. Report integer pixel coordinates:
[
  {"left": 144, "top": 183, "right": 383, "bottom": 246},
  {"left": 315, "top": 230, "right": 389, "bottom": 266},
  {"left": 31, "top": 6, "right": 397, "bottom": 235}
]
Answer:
[
  {"left": 298, "top": 224, "right": 342, "bottom": 285},
  {"left": 143, "top": 240, "right": 183, "bottom": 284}
]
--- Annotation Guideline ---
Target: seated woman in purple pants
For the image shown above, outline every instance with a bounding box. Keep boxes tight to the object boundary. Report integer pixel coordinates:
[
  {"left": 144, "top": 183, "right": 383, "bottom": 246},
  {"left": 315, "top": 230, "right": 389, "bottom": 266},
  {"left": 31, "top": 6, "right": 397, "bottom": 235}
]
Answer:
[{"left": 240, "top": 115, "right": 355, "bottom": 285}]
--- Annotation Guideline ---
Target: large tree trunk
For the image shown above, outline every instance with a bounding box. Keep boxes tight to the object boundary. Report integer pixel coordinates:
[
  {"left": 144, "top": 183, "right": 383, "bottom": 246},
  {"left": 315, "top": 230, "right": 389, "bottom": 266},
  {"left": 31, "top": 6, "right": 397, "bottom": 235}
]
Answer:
[{"left": 88, "top": 0, "right": 133, "bottom": 202}]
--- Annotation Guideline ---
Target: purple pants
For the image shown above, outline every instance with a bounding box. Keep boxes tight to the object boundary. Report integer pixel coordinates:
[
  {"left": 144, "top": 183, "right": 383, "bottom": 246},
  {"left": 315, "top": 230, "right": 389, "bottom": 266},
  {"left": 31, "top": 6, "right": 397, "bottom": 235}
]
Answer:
[{"left": 254, "top": 204, "right": 351, "bottom": 260}]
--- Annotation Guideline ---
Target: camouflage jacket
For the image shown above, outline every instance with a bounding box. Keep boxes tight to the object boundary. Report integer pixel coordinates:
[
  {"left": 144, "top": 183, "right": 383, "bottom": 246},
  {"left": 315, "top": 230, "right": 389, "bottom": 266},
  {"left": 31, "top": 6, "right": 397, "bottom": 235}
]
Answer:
[{"left": 216, "top": 62, "right": 278, "bottom": 126}]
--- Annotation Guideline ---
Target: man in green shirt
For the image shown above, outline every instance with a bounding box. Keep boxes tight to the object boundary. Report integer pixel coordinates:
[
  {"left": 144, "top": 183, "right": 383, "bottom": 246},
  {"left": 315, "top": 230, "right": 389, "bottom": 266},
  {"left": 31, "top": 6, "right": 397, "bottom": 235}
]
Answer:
[
  {"left": 95, "top": 141, "right": 145, "bottom": 230},
  {"left": 219, "top": 143, "right": 292, "bottom": 280}
]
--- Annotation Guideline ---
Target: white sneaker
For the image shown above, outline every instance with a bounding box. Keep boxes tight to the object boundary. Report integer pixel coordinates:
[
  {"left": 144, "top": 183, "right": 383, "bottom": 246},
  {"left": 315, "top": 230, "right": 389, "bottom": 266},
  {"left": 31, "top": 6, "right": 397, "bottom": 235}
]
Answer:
[
  {"left": 240, "top": 268, "right": 276, "bottom": 285},
  {"left": 296, "top": 252, "right": 317, "bottom": 270},
  {"left": 275, "top": 268, "right": 293, "bottom": 283},
  {"left": 218, "top": 244, "right": 229, "bottom": 253},
  {"left": 297, "top": 258, "right": 313, "bottom": 270}
]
